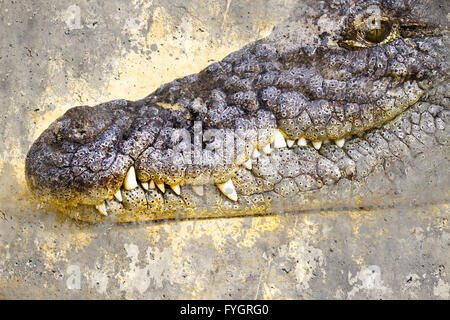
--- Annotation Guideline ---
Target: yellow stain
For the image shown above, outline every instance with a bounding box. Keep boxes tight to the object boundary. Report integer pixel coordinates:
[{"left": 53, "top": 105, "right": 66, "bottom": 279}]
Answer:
[
  {"left": 353, "top": 255, "right": 364, "bottom": 265},
  {"left": 68, "top": 231, "right": 95, "bottom": 250},
  {"left": 240, "top": 216, "right": 281, "bottom": 248}
]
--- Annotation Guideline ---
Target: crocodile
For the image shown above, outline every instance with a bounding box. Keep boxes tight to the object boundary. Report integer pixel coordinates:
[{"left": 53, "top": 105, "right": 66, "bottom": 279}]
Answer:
[{"left": 25, "top": 0, "right": 449, "bottom": 223}]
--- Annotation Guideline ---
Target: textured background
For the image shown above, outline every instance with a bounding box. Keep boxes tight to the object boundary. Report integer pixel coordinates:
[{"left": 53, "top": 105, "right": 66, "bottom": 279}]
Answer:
[{"left": 0, "top": 0, "right": 449, "bottom": 299}]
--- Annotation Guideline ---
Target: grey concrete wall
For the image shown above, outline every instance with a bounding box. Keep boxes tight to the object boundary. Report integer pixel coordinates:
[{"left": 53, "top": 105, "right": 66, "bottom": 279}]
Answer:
[{"left": 0, "top": 0, "right": 448, "bottom": 299}]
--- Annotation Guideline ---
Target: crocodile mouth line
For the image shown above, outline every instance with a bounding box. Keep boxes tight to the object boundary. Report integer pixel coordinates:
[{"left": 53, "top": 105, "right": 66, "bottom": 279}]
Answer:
[
  {"left": 81, "top": 109, "right": 442, "bottom": 219},
  {"left": 24, "top": 1, "right": 449, "bottom": 222}
]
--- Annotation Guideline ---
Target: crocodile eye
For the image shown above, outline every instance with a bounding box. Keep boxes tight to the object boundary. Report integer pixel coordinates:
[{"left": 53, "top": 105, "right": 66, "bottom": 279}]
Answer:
[
  {"left": 359, "top": 20, "right": 392, "bottom": 44},
  {"left": 339, "top": 16, "right": 399, "bottom": 49}
]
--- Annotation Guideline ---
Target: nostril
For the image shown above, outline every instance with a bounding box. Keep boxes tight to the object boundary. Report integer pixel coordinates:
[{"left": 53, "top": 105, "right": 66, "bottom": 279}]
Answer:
[{"left": 60, "top": 105, "right": 114, "bottom": 144}]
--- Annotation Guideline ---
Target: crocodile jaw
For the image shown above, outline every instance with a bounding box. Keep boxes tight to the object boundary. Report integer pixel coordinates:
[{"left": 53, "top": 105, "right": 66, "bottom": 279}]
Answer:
[{"left": 24, "top": 0, "right": 449, "bottom": 222}]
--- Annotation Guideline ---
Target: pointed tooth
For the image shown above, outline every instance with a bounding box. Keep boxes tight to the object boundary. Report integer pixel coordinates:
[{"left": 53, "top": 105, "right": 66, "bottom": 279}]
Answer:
[
  {"left": 273, "top": 130, "right": 287, "bottom": 148},
  {"left": 252, "top": 148, "right": 261, "bottom": 159},
  {"left": 149, "top": 180, "right": 155, "bottom": 189},
  {"left": 95, "top": 202, "right": 108, "bottom": 216},
  {"left": 124, "top": 166, "right": 138, "bottom": 190},
  {"left": 216, "top": 179, "right": 238, "bottom": 202},
  {"left": 170, "top": 184, "right": 181, "bottom": 195},
  {"left": 269, "top": 133, "right": 275, "bottom": 144},
  {"left": 262, "top": 143, "right": 272, "bottom": 154},
  {"left": 192, "top": 185, "right": 204, "bottom": 196},
  {"left": 312, "top": 141, "right": 322, "bottom": 150},
  {"left": 141, "top": 182, "right": 149, "bottom": 191},
  {"left": 156, "top": 183, "right": 165, "bottom": 193},
  {"left": 243, "top": 159, "right": 252, "bottom": 170},
  {"left": 287, "top": 139, "right": 295, "bottom": 148},
  {"left": 335, "top": 138, "right": 345, "bottom": 148},
  {"left": 113, "top": 190, "right": 122, "bottom": 202},
  {"left": 297, "top": 137, "right": 307, "bottom": 147}
]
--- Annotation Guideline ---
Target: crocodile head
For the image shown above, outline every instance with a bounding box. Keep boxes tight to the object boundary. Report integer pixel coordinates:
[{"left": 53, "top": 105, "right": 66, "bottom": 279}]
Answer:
[{"left": 25, "top": 0, "right": 449, "bottom": 222}]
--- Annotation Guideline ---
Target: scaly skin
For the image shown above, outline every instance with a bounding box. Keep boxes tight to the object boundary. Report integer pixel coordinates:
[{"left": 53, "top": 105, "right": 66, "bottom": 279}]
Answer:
[{"left": 25, "top": 0, "right": 449, "bottom": 222}]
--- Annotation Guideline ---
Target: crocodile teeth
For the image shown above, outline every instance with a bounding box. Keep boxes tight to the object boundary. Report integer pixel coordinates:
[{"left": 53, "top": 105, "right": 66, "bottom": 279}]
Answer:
[
  {"left": 335, "top": 138, "right": 345, "bottom": 148},
  {"left": 156, "top": 183, "right": 165, "bottom": 193},
  {"left": 124, "top": 166, "right": 138, "bottom": 190},
  {"left": 262, "top": 144, "right": 272, "bottom": 154},
  {"left": 141, "top": 182, "right": 149, "bottom": 190},
  {"left": 113, "top": 190, "right": 122, "bottom": 202},
  {"left": 149, "top": 180, "right": 155, "bottom": 189},
  {"left": 192, "top": 185, "right": 204, "bottom": 196},
  {"left": 170, "top": 184, "right": 181, "bottom": 195},
  {"left": 243, "top": 159, "right": 252, "bottom": 170},
  {"left": 287, "top": 139, "right": 295, "bottom": 148},
  {"left": 297, "top": 137, "right": 307, "bottom": 147},
  {"left": 312, "top": 141, "right": 322, "bottom": 150},
  {"left": 273, "top": 130, "right": 287, "bottom": 148},
  {"left": 252, "top": 148, "right": 261, "bottom": 159},
  {"left": 216, "top": 179, "right": 238, "bottom": 201},
  {"left": 95, "top": 202, "right": 108, "bottom": 216}
]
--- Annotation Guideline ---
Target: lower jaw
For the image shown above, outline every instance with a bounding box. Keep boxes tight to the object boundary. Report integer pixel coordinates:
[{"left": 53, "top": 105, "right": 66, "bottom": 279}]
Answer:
[{"left": 47, "top": 141, "right": 448, "bottom": 223}]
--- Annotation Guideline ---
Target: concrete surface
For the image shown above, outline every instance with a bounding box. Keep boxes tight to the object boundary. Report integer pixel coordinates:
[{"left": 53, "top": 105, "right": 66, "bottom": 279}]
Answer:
[{"left": 0, "top": 0, "right": 448, "bottom": 299}]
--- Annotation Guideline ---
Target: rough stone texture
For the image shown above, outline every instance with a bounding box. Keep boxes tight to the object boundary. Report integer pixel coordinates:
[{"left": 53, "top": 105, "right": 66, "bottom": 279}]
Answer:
[{"left": 0, "top": 0, "right": 448, "bottom": 299}]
